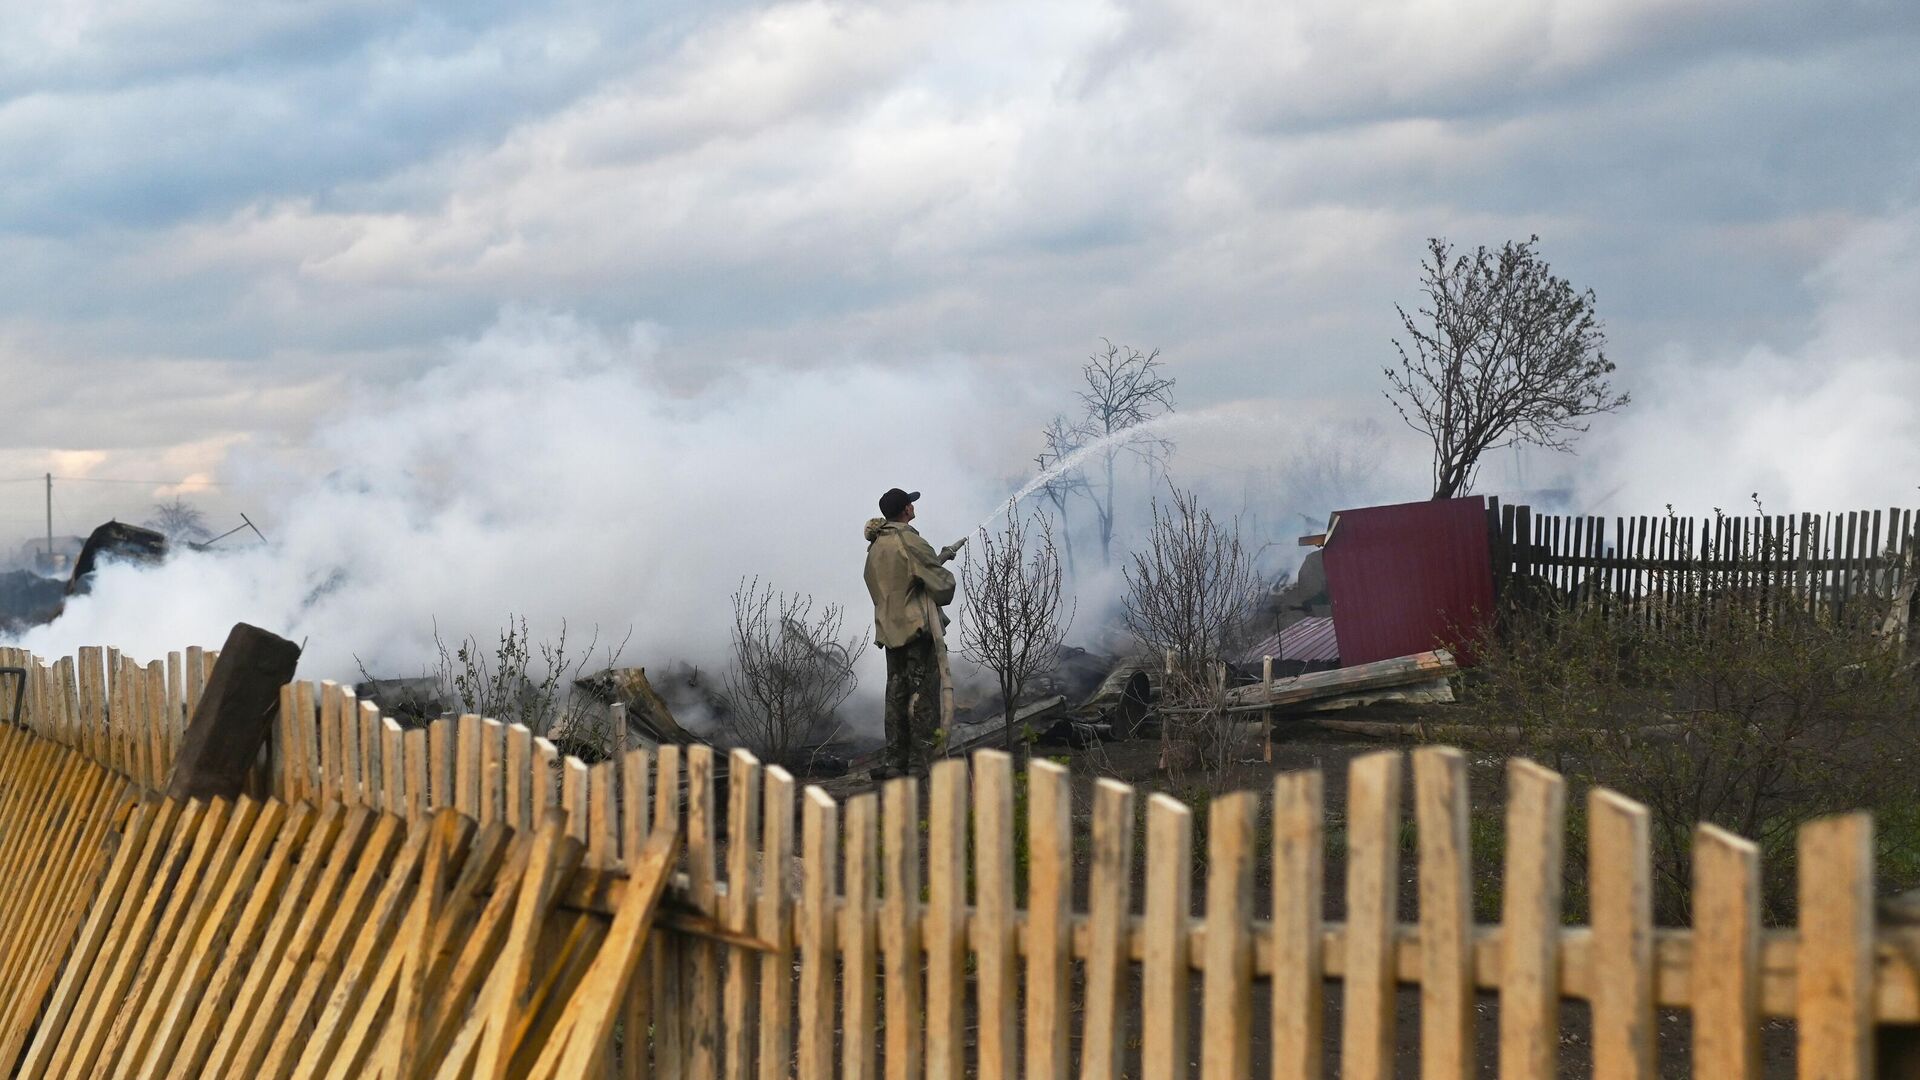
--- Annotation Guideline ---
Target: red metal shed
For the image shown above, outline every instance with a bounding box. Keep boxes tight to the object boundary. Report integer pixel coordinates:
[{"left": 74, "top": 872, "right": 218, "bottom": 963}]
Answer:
[{"left": 1318, "top": 496, "right": 1496, "bottom": 666}]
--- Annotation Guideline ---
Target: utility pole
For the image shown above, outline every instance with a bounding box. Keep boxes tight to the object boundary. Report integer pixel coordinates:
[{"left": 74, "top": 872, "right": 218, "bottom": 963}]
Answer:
[{"left": 44, "top": 473, "right": 52, "bottom": 562}]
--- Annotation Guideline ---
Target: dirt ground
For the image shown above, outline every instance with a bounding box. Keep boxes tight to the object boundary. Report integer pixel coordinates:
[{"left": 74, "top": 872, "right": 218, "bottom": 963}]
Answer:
[{"left": 816, "top": 704, "right": 1800, "bottom": 1077}]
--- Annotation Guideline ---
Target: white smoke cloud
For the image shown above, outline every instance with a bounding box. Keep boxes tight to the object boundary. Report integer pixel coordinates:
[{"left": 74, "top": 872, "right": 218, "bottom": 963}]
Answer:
[
  {"left": 1569, "top": 206, "right": 1920, "bottom": 517},
  {"left": 18, "top": 310, "right": 1039, "bottom": 707}
]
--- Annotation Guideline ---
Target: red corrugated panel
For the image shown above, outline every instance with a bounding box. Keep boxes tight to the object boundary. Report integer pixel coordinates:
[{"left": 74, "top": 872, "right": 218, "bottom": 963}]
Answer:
[
  {"left": 1321, "top": 496, "right": 1496, "bottom": 666},
  {"left": 1279, "top": 616, "right": 1339, "bottom": 662},
  {"left": 1241, "top": 616, "right": 1339, "bottom": 665}
]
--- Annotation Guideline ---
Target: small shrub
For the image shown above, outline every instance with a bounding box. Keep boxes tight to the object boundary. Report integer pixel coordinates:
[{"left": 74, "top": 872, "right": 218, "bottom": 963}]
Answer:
[
  {"left": 722, "top": 578, "right": 864, "bottom": 769},
  {"left": 1463, "top": 580, "right": 1920, "bottom": 922}
]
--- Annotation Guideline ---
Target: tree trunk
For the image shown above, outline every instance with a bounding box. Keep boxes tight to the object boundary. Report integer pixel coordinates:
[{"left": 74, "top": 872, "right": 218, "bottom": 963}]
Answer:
[
  {"left": 1002, "top": 680, "right": 1017, "bottom": 752},
  {"left": 1099, "top": 451, "right": 1116, "bottom": 565}
]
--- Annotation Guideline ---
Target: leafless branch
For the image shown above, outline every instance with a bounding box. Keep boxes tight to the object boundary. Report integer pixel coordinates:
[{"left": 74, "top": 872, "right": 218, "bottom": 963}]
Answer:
[
  {"left": 1384, "top": 236, "right": 1627, "bottom": 499},
  {"left": 958, "top": 511, "right": 1075, "bottom": 752},
  {"left": 1077, "top": 339, "right": 1176, "bottom": 564},
  {"left": 721, "top": 578, "right": 865, "bottom": 769}
]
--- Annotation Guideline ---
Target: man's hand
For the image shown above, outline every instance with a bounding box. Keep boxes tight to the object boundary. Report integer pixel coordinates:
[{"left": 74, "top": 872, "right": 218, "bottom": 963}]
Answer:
[{"left": 939, "top": 537, "right": 968, "bottom": 563}]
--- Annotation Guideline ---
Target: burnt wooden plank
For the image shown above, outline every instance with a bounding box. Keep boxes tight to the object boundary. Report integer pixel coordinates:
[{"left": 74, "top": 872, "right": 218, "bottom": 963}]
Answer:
[{"left": 165, "top": 623, "right": 301, "bottom": 801}]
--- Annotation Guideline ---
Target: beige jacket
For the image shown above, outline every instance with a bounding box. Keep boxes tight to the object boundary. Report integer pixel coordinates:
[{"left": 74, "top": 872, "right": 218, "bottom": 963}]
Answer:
[{"left": 863, "top": 518, "right": 956, "bottom": 649}]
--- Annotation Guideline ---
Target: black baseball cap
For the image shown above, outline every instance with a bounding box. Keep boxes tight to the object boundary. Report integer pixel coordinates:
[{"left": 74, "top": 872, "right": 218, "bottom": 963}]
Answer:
[{"left": 878, "top": 488, "right": 920, "bottom": 519}]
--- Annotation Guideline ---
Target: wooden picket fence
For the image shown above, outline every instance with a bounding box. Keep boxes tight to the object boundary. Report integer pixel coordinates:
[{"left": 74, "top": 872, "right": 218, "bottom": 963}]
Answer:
[
  {"left": 8, "top": 645, "right": 1920, "bottom": 1077},
  {"left": 0, "top": 649, "right": 678, "bottom": 1079},
  {"left": 1489, "top": 501, "right": 1919, "bottom": 621}
]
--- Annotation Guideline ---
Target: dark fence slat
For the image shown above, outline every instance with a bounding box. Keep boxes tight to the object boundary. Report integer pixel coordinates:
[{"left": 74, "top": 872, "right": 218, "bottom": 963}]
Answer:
[{"left": 1489, "top": 504, "right": 1918, "bottom": 621}]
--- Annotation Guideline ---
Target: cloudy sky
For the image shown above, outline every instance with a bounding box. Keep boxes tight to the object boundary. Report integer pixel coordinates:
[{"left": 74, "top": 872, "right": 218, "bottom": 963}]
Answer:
[{"left": 6, "top": 0, "right": 1920, "bottom": 546}]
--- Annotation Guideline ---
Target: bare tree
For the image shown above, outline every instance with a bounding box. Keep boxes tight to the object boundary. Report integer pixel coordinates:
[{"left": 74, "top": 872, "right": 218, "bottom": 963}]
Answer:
[
  {"left": 146, "top": 497, "right": 211, "bottom": 542},
  {"left": 1385, "top": 236, "right": 1627, "bottom": 499},
  {"left": 1078, "top": 340, "right": 1175, "bottom": 565},
  {"left": 958, "top": 511, "right": 1075, "bottom": 752},
  {"left": 1122, "top": 486, "right": 1262, "bottom": 677},
  {"left": 722, "top": 578, "right": 864, "bottom": 768},
  {"left": 1033, "top": 415, "right": 1090, "bottom": 579},
  {"left": 1122, "top": 486, "right": 1263, "bottom": 788}
]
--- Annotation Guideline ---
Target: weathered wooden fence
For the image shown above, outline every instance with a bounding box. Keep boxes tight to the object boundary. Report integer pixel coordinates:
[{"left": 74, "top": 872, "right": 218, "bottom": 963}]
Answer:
[
  {"left": 1490, "top": 501, "right": 1919, "bottom": 620},
  {"left": 0, "top": 646, "right": 676, "bottom": 1079},
  {"left": 8, "top": 643, "right": 1920, "bottom": 1077}
]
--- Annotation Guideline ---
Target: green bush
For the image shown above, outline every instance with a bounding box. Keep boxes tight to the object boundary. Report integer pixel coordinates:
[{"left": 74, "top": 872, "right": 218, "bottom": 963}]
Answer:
[{"left": 1461, "top": 580, "right": 1920, "bottom": 922}]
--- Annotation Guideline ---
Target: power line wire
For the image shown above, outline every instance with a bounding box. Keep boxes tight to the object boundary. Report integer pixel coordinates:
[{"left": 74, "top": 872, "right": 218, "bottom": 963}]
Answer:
[{"left": 0, "top": 475, "right": 232, "bottom": 486}]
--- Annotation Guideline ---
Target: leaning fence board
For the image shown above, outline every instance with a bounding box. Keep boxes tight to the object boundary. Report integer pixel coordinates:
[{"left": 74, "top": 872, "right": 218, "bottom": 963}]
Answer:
[
  {"left": 252, "top": 813, "right": 412, "bottom": 1080},
  {"left": 203, "top": 808, "right": 382, "bottom": 1080},
  {"left": 64, "top": 798, "right": 225, "bottom": 1078},
  {"left": 523, "top": 826, "right": 679, "bottom": 1080},
  {"left": 289, "top": 812, "right": 432, "bottom": 1078},
  {"left": 103, "top": 797, "right": 272, "bottom": 1075}
]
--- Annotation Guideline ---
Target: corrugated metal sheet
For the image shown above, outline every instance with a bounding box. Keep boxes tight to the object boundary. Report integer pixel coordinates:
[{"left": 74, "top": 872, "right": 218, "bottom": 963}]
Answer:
[
  {"left": 1283, "top": 616, "right": 1340, "bottom": 662},
  {"left": 1320, "top": 496, "right": 1496, "bottom": 666},
  {"left": 1243, "top": 616, "right": 1339, "bottom": 665}
]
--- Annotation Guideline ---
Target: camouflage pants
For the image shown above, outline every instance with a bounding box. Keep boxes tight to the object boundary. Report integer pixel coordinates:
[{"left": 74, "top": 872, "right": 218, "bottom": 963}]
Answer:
[{"left": 883, "top": 637, "right": 942, "bottom": 772}]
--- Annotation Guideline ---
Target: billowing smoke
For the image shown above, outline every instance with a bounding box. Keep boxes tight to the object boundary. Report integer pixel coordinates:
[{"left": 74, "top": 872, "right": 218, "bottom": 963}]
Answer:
[
  {"left": 1569, "top": 208, "right": 1920, "bottom": 517},
  {"left": 18, "top": 311, "right": 1037, "bottom": 707}
]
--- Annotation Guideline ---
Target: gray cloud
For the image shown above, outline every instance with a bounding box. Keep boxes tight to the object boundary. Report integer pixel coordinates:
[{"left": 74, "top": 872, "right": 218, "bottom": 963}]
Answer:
[{"left": 3, "top": 0, "right": 1919, "bottom": 544}]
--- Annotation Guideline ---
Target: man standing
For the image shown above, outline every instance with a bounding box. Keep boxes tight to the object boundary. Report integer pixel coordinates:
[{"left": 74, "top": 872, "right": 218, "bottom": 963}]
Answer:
[{"left": 863, "top": 488, "right": 965, "bottom": 777}]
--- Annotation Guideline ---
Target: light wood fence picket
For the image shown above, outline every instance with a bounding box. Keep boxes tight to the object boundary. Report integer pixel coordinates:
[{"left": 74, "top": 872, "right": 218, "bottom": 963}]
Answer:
[{"left": 8, "top": 646, "right": 1920, "bottom": 1076}]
